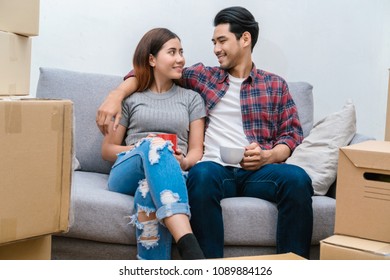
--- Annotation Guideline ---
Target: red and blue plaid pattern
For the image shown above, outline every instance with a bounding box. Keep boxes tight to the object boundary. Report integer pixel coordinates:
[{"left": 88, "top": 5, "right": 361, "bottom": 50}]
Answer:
[
  {"left": 179, "top": 63, "right": 303, "bottom": 151},
  {"left": 125, "top": 62, "right": 303, "bottom": 151}
]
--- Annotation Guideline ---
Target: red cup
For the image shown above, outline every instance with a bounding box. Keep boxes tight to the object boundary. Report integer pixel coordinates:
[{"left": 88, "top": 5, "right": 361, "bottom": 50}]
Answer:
[{"left": 157, "top": 133, "right": 177, "bottom": 152}]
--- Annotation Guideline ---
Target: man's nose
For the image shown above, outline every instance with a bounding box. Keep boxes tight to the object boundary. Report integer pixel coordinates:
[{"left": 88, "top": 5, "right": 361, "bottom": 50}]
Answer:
[{"left": 214, "top": 43, "right": 221, "bottom": 54}]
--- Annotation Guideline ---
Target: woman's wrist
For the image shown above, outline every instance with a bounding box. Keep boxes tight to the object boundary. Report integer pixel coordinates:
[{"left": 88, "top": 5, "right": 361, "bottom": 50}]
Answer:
[{"left": 180, "top": 156, "right": 190, "bottom": 171}]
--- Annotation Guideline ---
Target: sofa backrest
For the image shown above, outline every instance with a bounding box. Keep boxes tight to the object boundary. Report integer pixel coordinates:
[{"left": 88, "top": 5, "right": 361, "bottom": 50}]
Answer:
[
  {"left": 36, "top": 67, "right": 122, "bottom": 174},
  {"left": 36, "top": 67, "right": 314, "bottom": 174},
  {"left": 288, "top": 82, "right": 314, "bottom": 138}
]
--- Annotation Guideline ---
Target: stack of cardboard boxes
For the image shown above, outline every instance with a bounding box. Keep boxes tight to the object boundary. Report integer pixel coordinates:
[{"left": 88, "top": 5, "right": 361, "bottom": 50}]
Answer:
[
  {"left": 320, "top": 72, "right": 390, "bottom": 260},
  {"left": 0, "top": 0, "right": 73, "bottom": 260}
]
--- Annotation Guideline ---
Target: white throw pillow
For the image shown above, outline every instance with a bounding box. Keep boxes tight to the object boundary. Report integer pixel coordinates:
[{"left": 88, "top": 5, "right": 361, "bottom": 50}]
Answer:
[{"left": 286, "top": 100, "right": 356, "bottom": 195}]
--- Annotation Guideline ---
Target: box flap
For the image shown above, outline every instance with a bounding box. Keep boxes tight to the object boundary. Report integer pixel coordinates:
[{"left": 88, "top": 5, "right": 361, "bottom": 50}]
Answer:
[
  {"left": 0, "top": 0, "right": 40, "bottom": 37},
  {"left": 340, "top": 140, "right": 390, "bottom": 171},
  {"left": 322, "top": 235, "right": 390, "bottom": 256}
]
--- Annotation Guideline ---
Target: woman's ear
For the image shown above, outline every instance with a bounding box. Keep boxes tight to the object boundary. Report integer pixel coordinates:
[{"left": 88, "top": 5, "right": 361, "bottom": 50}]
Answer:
[{"left": 149, "top": 54, "right": 156, "bottom": 67}]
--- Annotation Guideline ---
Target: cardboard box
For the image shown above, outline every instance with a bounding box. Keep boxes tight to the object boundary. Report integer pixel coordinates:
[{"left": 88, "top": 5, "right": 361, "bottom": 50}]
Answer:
[
  {"left": 0, "top": 0, "right": 40, "bottom": 36},
  {"left": 335, "top": 140, "right": 390, "bottom": 243},
  {"left": 0, "top": 99, "right": 73, "bottom": 245},
  {"left": 0, "top": 235, "right": 51, "bottom": 260},
  {"left": 320, "top": 235, "right": 390, "bottom": 260},
  {"left": 385, "top": 69, "right": 390, "bottom": 141},
  {"left": 223, "top": 253, "right": 306, "bottom": 260},
  {"left": 0, "top": 31, "right": 31, "bottom": 96}
]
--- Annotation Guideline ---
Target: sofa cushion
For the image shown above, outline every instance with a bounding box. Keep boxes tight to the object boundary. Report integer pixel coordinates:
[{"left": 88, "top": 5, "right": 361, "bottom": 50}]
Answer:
[
  {"left": 65, "top": 171, "right": 334, "bottom": 246},
  {"left": 63, "top": 171, "right": 135, "bottom": 244},
  {"left": 222, "top": 196, "right": 335, "bottom": 246},
  {"left": 287, "top": 82, "right": 314, "bottom": 138},
  {"left": 36, "top": 67, "right": 122, "bottom": 174},
  {"left": 286, "top": 101, "right": 357, "bottom": 195}
]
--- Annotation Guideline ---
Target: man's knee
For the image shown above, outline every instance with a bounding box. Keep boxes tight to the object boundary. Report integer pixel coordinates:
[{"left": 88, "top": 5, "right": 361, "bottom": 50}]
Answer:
[
  {"left": 188, "top": 162, "right": 217, "bottom": 186},
  {"left": 187, "top": 162, "right": 223, "bottom": 200},
  {"left": 292, "top": 165, "right": 312, "bottom": 185},
  {"left": 188, "top": 161, "right": 212, "bottom": 175},
  {"left": 283, "top": 164, "right": 313, "bottom": 198}
]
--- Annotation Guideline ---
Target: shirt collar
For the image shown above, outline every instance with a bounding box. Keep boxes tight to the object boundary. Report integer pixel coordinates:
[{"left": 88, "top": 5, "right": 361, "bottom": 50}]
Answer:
[{"left": 217, "top": 63, "right": 257, "bottom": 85}]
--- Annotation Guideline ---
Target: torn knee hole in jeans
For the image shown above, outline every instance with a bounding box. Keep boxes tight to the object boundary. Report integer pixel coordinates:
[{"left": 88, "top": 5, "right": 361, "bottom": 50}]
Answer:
[
  {"left": 131, "top": 207, "right": 160, "bottom": 249},
  {"left": 148, "top": 138, "right": 171, "bottom": 164},
  {"left": 139, "top": 219, "right": 159, "bottom": 249}
]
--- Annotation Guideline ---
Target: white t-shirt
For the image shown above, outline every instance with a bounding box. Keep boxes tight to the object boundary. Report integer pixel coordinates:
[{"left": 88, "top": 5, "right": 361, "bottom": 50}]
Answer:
[{"left": 201, "top": 75, "right": 250, "bottom": 167}]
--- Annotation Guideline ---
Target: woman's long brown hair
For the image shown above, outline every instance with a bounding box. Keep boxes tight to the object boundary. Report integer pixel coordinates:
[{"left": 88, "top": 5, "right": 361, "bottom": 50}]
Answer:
[{"left": 133, "top": 28, "right": 180, "bottom": 92}]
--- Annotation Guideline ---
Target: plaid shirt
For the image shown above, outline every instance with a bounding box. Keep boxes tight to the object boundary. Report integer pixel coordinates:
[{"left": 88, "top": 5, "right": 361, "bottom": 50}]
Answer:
[
  {"left": 124, "top": 62, "right": 303, "bottom": 151},
  {"left": 178, "top": 63, "right": 303, "bottom": 151}
]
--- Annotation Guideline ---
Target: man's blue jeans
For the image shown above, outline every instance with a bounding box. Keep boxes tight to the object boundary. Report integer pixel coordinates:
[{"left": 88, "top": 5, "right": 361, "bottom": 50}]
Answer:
[
  {"left": 187, "top": 161, "right": 314, "bottom": 259},
  {"left": 108, "top": 139, "right": 190, "bottom": 260}
]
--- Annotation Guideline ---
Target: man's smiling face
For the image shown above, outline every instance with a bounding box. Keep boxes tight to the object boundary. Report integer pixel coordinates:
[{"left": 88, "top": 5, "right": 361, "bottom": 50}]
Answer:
[{"left": 212, "top": 23, "right": 244, "bottom": 70}]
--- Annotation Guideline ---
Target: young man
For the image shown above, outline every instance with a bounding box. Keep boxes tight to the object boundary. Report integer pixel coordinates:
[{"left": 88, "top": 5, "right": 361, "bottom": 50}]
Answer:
[{"left": 96, "top": 6, "right": 314, "bottom": 259}]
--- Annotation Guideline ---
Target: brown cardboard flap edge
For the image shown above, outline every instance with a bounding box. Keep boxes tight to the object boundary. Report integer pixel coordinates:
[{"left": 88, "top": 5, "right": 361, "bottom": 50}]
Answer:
[
  {"left": 321, "top": 235, "right": 390, "bottom": 256},
  {"left": 59, "top": 101, "right": 74, "bottom": 232},
  {"left": 340, "top": 140, "right": 390, "bottom": 171},
  {"left": 222, "top": 252, "right": 306, "bottom": 260}
]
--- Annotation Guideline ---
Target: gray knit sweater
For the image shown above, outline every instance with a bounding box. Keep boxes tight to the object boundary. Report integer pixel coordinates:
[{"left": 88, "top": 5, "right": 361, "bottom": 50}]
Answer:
[{"left": 119, "top": 84, "right": 206, "bottom": 154}]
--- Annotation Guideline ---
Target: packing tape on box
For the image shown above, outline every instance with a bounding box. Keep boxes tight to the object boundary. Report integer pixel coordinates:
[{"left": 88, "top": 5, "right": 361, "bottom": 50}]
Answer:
[{"left": 4, "top": 101, "right": 22, "bottom": 134}]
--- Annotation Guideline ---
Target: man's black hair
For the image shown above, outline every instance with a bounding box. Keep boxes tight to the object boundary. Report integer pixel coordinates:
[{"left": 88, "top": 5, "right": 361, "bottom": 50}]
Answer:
[{"left": 214, "top": 6, "right": 259, "bottom": 51}]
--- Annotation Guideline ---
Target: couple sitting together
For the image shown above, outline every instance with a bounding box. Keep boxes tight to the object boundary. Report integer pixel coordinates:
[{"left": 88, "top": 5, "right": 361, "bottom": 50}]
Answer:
[{"left": 97, "top": 6, "right": 313, "bottom": 260}]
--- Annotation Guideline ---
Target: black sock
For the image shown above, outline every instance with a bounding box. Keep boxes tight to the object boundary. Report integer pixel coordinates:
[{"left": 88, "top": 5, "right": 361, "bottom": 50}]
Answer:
[{"left": 177, "top": 233, "right": 205, "bottom": 260}]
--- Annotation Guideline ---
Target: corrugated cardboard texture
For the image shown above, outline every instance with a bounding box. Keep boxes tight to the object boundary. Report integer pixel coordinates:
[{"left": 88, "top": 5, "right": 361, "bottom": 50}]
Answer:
[
  {"left": 0, "top": 235, "right": 51, "bottom": 260},
  {"left": 0, "top": 0, "right": 40, "bottom": 36},
  {"left": 335, "top": 141, "right": 390, "bottom": 243},
  {"left": 0, "top": 99, "right": 73, "bottom": 244},
  {"left": 0, "top": 31, "right": 31, "bottom": 96},
  {"left": 320, "top": 235, "right": 390, "bottom": 260}
]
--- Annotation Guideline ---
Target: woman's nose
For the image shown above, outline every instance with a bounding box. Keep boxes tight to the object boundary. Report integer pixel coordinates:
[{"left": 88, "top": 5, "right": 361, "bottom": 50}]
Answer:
[{"left": 176, "top": 53, "right": 185, "bottom": 63}]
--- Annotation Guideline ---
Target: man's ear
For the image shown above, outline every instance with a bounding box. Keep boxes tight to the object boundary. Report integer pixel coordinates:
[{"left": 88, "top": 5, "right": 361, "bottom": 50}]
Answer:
[
  {"left": 149, "top": 54, "right": 156, "bottom": 67},
  {"left": 241, "top": 31, "right": 252, "bottom": 48}
]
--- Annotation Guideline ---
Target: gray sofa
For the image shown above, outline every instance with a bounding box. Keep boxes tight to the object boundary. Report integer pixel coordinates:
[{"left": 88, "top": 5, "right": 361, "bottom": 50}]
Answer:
[{"left": 35, "top": 67, "right": 372, "bottom": 260}]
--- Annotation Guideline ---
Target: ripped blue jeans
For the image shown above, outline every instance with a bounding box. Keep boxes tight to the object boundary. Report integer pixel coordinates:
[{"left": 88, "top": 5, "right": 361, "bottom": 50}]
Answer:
[{"left": 107, "top": 138, "right": 190, "bottom": 260}]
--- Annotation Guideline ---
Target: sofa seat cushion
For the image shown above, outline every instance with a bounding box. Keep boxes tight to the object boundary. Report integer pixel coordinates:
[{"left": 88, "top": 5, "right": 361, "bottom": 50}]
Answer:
[
  {"left": 222, "top": 196, "right": 335, "bottom": 246},
  {"left": 64, "top": 171, "right": 335, "bottom": 247},
  {"left": 62, "top": 171, "right": 136, "bottom": 245}
]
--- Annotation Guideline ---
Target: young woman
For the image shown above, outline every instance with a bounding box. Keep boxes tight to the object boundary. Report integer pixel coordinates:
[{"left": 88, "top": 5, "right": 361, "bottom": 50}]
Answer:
[{"left": 101, "top": 28, "right": 206, "bottom": 260}]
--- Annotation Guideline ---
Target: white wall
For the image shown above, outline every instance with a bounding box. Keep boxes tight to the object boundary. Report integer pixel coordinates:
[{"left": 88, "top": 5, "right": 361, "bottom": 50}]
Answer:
[{"left": 30, "top": 0, "right": 390, "bottom": 140}]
